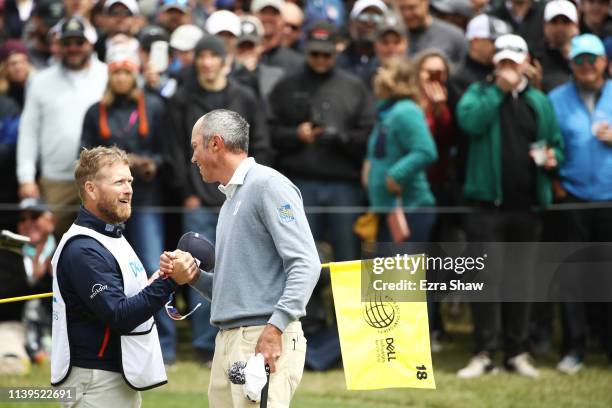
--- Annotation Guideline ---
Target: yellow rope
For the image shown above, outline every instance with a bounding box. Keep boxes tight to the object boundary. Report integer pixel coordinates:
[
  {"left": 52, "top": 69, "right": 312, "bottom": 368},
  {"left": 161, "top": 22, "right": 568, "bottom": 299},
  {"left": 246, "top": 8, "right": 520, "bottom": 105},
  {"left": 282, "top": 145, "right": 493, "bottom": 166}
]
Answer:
[
  {"left": 0, "top": 292, "right": 53, "bottom": 304},
  {"left": 0, "top": 264, "right": 335, "bottom": 304}
]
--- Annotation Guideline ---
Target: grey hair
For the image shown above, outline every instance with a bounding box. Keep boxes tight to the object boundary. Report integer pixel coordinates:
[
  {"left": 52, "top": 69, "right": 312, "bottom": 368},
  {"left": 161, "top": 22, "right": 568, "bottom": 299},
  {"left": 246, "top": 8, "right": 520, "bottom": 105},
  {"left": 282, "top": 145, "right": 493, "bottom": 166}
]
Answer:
[{"left": 195, "top": 109, "right": 250, "bottom": 153}]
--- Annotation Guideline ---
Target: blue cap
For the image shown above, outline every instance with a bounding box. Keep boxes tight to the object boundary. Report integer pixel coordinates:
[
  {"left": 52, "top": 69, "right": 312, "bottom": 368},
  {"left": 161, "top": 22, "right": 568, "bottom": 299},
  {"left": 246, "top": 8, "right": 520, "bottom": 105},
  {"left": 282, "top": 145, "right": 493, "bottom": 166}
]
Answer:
[{"left": 569, "top": 34, "right": 606, "bottom": 60}]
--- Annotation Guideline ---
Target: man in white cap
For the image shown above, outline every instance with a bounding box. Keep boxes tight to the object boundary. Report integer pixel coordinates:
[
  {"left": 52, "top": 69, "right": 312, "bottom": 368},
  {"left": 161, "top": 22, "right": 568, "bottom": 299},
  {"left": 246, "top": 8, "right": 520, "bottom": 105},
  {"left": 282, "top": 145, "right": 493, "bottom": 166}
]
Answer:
[
  {"left": 17, "top": 16, "right": 107, "bottom": 237},
  {"left": 95, "top": 0, "right": 140, "bottom": 61},
  {"left": 449, "top": 14, "right": 512, "bottom": 99},
  {"left": 251, "top": 0, "right": 303, "bottom": 72},
  {"left": 337, "top": 0, "right": 388, "bottom": 82},
  {"left": 205, "top": 10, "right": 241, "bottom": 58},
  {"left": 169, "top": 24, "right": 204, "bottom": 72},
  {"left": 396, "top": 0, "right": 467, "bottom": 64},
  {"left": 533, "top": 0, "right": 579, "bottom": 93},
  {"left": 456, "top": 33, "right": 564, "bottom": 379}
]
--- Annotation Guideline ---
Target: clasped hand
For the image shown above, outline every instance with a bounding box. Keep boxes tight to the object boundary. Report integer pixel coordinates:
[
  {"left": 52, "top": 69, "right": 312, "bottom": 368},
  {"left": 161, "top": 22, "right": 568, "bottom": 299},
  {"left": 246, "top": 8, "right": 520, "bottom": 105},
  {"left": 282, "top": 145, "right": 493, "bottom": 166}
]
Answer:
[{"left": 157, "top": 250, "right": 200, "bottom": 285}]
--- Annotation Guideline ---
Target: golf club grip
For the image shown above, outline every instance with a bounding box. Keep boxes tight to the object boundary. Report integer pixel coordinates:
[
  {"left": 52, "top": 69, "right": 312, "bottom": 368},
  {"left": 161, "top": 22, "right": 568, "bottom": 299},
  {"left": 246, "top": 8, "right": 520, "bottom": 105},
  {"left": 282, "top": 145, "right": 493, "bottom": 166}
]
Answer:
[{"left": 260, "top": 365, "right": 270, "bottom": 408}]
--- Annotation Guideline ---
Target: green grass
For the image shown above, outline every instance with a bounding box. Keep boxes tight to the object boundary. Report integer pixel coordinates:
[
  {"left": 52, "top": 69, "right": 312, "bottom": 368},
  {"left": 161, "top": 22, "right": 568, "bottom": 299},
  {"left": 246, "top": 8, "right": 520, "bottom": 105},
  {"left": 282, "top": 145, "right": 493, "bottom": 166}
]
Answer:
[
  {"left": 2, "top": 331, "right": 611, "bottom": 408},
  {"left": 2, "top": 307, "right": 610, "bottom": 407}
]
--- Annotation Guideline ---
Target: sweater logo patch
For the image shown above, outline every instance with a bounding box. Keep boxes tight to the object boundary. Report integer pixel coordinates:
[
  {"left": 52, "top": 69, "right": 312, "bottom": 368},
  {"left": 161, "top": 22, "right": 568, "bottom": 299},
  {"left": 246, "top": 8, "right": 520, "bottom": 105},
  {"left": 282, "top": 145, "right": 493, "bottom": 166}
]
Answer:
[
  {"left": 277, "top": 203, "right": 295, "bottom": 223},
  {"left": 90, "top": 283, "right": 108, "bottom": 299}
]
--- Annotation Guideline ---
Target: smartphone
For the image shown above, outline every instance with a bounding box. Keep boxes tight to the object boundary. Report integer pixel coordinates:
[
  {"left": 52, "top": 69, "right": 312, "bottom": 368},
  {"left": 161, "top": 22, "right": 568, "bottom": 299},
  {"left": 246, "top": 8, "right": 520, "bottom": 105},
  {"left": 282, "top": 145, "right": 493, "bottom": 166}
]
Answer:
[
  {"left": 429, "top": 71, "right": 443, "bottom": 83},
  {"left": 149, "top": 41, "right": 169, "bottom": 73}
]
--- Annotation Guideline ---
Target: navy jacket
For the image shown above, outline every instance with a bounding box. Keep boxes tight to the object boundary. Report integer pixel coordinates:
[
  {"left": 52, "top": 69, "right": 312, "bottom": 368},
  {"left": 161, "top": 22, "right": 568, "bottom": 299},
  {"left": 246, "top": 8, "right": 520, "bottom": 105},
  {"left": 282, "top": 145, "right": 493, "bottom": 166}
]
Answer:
[{"left": 56, "top": 207, "right": 176, "bottom": 372}]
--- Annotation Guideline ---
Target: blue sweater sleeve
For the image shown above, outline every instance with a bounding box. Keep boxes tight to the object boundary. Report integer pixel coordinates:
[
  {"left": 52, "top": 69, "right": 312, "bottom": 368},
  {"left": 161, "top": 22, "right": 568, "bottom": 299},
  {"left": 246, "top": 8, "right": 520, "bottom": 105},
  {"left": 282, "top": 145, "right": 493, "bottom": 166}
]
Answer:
[{"left": 60, "top": 237, "right": 177, "bottom": 334}]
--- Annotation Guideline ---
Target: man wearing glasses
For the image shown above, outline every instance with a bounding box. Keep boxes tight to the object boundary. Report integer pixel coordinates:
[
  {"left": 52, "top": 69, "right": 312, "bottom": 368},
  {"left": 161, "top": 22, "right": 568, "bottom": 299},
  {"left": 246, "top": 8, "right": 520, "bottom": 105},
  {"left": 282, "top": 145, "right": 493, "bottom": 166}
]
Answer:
[
  {"left": 161, "top": 109, "right": 321, "bottom": 406},
  {"left": 50, "top": 146, "right": 197, "bottom": 407},
  {"left": 548, "top": 33, "right": 612, "bottom": 374},
  {"left": 17, "top": 16, "right": 107, "bottom": 238}
]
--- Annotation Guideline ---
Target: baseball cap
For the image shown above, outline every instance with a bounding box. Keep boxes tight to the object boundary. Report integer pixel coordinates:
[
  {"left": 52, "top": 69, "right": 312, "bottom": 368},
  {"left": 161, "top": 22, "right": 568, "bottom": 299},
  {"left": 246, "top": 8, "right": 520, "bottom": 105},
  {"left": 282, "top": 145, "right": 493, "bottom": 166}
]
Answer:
[
  {"left": 466, "top": 14, "right": 512, "bottom": 41},
  {"left": 205, "top": 10, "right": 241, "bottom": 37},
  {"left": 177, "top": 232, "right": 215, "bottom": 272},
  {"left": 237, "top": 15, "right": 264, "bottom": 45},
  {"left": 350, "top": 0, "right": 388, "bottom": 20},
  {"left": 376, "top": 13, "right": 406, "bottom": 39},
  {"left": 493, "top": 34, "right": 529, "bottom": 64},
  {"left": 138, "top": 25, "right": 169, "bottom": 51},
  {"left": 250, "top": 0, "right": 283, "bottom": 13},
  {"left": 19, "top": 198, "right": 50, "bottom": 214},
  {"left": 170, "top": 24, "right": 204, "bottom": 51},
  {"left": 569, "top": 34, "right": 606, "bottom": 59},
  {"left": 159, "top": 0, "right": 190, "bottom": 13},
  {"left": 59, "top": 16, "right": 97, "bottom": 43},
  {"left": 544, "top": 0, "right": 578, "bottom": 24},
  {"left": 32, "top": 0, "right": 65, "bottom": 28},
  {"left": 104, "top": 0, "right": 139, "bottom": 15},
  {"left": 431, "top": 0, "right": 475, "bottom": 18},
  {"left": 305, "top": 21, "right": 337, "bottom": 54}
]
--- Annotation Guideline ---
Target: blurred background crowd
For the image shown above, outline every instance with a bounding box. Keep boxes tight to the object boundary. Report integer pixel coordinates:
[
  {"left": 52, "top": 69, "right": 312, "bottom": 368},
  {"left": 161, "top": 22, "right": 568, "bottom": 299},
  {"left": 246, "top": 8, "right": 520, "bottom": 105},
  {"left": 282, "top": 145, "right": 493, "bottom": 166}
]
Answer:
[{"left": 0, "top": 0, "right": 611, "bottom": 381}]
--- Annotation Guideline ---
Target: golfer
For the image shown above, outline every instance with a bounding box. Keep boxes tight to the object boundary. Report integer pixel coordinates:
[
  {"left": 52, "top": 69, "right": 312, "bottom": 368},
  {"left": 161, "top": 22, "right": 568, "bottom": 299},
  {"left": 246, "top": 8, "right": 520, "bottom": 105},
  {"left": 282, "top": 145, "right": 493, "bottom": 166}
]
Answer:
[
  {"left": 51, "top": 146, "right": 196, "bottom": 407},
  {"left": 161, "top": 109, "right": 320, "bottom": 407}
]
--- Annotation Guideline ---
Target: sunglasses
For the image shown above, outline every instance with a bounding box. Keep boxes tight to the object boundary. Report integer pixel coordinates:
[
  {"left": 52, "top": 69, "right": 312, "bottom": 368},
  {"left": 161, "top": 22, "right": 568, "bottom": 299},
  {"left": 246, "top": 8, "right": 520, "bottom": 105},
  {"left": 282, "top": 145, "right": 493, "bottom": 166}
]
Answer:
[
  {"left": 573, "top": 54, "right": 598, "bottom": 66},
  {"left": 165, "top": 293, "right": 201, "bottom": 321},
  {"left": 108, "top": 9, "right": 133, "bottom": 17},
  {"left": 288, "top": 24, "right": 301, "bottom": 31},
  {"left": 19, "top": 212, "right": 43, "bottom": 223},
  {"left": 309, "top": 51, "right": 333, "bottom": 59},
  {"left": 61, "top": 38, "right": 86, "bottom": 47},
  {"left": 356, "top": 12, "right": 384, "bottom": 25}
]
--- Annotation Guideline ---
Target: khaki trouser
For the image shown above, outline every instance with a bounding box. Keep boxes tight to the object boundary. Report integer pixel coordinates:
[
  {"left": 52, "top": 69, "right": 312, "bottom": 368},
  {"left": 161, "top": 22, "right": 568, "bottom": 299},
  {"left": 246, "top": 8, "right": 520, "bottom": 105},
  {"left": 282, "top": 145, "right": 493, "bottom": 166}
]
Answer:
[
  {"left": 39, "top": 177, "right": 80, "bottom": 238},
  {"left": 0, "top": 321, "right": 30, "bottom": 375},
  {"left": 58, "top": 366, "right": 141, "bottom": 408},
  {"left": 208, "top": 321, "right": 307, "bottom": 408}
]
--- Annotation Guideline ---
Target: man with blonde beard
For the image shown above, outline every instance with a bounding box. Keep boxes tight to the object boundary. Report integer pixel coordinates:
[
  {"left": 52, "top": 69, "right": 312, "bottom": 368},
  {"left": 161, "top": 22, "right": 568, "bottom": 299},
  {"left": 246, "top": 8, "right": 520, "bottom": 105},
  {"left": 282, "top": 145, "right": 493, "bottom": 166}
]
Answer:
[{"left": 50, "top": 146, "right": 196, "bottom": 407}]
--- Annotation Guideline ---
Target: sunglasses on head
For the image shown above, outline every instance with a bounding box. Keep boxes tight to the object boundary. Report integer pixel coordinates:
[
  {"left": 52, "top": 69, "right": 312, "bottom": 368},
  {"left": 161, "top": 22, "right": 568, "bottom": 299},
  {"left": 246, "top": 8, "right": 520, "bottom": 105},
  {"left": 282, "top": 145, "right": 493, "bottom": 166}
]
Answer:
[
  {"left": 165, "top": 293, "right": 201, "bottom": 321},
  {"left": 356, "top": 12, "right": 384, "bottom": 25},
  {"left": 61, "top": 38, "right": 86, "bottom": 47},
  {"left": 573, "top": 54, "right": 598, "bottom": 66}
]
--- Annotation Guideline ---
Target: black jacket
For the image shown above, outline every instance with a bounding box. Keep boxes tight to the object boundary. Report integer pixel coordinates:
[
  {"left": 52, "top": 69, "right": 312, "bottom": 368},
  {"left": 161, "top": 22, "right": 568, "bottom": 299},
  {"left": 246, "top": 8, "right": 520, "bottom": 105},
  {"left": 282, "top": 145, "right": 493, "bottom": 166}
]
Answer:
[
  {"left": 81, "top": 92, "right": 170, "bottom": 206},
  {"left": 532, "top": 45, "right": 572, "bottom": 94},
  {"left": 0, "top": 95, "right": 20, "bottom": 230},
  {"left": 269, "top": 64, "right": 375, "bottom": 182},
  {"left": 168, "top": 71, "right": 273, "bottom": 206},
  {"left": 491, "top": 1, "right": 545, "bottom": 52},
  {"left": 260, "top": 45, "right": 304, "bottom": 74}
]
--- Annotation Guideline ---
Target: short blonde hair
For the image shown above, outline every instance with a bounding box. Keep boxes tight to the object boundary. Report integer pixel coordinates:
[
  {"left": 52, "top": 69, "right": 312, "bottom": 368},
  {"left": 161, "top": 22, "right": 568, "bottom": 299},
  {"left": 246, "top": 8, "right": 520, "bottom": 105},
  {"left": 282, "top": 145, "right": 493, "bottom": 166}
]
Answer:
[
  {"left": 373, "top": 57, "right": 419, "bottom": 101},
  {"left": 74, "top": 146, "right": 129, "bottom": 201}
]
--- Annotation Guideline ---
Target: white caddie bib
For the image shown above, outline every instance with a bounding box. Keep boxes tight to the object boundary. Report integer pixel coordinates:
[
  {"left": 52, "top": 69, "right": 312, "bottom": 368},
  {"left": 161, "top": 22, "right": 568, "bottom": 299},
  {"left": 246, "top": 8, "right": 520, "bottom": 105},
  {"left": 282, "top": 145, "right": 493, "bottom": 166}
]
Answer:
[{"left": 51, "top": 224, "right": 167, "bottom": 390}]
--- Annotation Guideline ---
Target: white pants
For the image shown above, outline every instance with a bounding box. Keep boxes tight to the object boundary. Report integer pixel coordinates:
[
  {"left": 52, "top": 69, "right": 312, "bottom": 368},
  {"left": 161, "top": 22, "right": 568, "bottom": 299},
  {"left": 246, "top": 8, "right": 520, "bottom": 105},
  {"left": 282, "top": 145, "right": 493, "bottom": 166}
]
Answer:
[{"left": 58, "top": 366, "right": 141, "bottom": 408}]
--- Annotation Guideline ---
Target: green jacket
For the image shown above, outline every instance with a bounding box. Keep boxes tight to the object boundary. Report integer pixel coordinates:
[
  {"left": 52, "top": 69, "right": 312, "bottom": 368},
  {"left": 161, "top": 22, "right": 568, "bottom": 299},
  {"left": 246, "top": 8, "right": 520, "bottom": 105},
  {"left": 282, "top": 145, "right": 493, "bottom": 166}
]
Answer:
[
  {"left": 366, "top": 99, "right": 438, "bottom": 210},
  {"left": 456, "top": 82, "right": 565, "bottom": 209}
]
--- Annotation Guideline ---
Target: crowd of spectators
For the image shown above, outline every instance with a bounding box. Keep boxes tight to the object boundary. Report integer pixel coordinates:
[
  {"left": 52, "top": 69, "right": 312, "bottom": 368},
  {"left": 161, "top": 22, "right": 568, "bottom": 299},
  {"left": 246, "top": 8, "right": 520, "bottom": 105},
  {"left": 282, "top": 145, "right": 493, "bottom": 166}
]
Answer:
[{"left": 0, "top": 0, "right": 611, "bottom": 377}]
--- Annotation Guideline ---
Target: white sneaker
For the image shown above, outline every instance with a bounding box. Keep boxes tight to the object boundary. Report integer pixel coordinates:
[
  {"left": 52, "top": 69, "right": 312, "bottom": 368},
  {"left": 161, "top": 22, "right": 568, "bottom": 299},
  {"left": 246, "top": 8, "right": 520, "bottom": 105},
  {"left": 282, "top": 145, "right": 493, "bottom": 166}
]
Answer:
[
  {"left": 457, "top": 353, "right": 498, "bottom": 379},
  {"left": 507, "top": 353, "right": 539, "bottom": 378},
  {"left": 557, "top": 355, "right": 583, "bottom": 375}
]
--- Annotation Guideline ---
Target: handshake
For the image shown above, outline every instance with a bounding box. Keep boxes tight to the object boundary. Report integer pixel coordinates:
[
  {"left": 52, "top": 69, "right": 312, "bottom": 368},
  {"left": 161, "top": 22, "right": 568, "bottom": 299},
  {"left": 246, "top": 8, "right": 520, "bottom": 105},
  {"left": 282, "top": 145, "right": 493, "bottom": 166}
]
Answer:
[
  {"left": 149, "top": 232, "right": 216, "bottom": 286},
  {"left": 157, "top": 250, "right": 200, "bottom": 285}
]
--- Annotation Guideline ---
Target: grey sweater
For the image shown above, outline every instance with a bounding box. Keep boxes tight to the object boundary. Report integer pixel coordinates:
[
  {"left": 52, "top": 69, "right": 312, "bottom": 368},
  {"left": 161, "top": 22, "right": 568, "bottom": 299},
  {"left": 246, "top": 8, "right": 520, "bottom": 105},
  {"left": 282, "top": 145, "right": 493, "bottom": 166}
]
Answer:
[{"left": 191, "top": 161, "right": 320, "bottom": 331}]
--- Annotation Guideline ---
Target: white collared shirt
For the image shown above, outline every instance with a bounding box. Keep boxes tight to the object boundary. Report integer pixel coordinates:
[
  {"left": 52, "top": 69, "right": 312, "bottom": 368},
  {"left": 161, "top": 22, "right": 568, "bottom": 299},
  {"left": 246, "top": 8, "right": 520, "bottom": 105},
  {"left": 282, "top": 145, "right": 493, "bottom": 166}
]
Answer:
[{"left": 218, "top": 157, "right": 256, "bottom": 200}]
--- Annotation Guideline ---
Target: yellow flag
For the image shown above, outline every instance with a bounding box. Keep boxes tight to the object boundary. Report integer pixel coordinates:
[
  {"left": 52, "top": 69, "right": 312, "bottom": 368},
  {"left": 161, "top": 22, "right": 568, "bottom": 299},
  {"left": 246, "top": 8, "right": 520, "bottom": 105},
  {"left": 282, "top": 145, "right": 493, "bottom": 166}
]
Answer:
[{"left": 329, "top": 259, "right": 436, "bottom": 390}]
